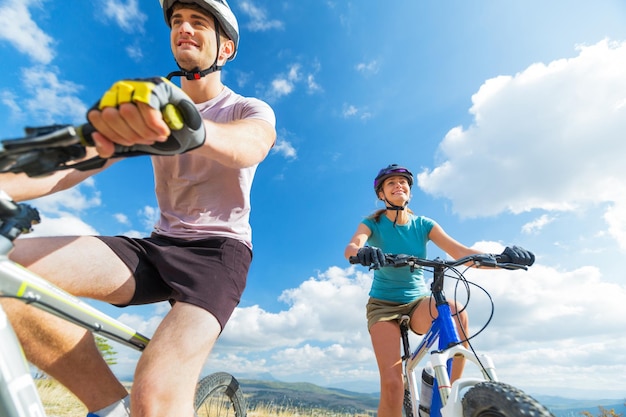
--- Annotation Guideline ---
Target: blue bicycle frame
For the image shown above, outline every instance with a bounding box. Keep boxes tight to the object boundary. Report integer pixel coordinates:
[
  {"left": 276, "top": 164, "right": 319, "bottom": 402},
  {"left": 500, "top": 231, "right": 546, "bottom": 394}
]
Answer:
[{"left": 401, "top": 262, "right": 498, "bottom": 417}]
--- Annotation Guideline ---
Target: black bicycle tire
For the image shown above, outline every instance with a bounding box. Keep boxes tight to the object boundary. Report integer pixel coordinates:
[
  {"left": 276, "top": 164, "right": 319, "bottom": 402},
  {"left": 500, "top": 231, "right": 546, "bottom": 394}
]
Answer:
[
  {"left": 403, "top": 388, "right": 415, "bottom": 417},
  {"left": 462, "top": 381, "right": 554, "bottom": 417},
  {"left": 194, "top": 372, "right": 247, "bottom": 417}
]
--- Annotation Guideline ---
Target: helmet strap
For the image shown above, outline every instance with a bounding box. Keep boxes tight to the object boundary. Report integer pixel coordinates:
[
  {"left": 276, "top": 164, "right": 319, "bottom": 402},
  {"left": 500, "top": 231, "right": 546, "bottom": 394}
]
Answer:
[
  {"left": 383, "top": 196, "right": 407, "bottom": 228},
  {"left": 167, "top": 16, "right": 223, "bottom": 81}
]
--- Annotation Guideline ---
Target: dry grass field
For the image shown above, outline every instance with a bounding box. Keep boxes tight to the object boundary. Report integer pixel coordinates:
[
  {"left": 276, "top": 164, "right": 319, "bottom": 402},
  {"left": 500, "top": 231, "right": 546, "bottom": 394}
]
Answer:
[
  {"left": 37, "top": 379, "right": 87, "bottom": 417},
  {"left": 37, "top": 379, "right": 366, "bottom": 417}
]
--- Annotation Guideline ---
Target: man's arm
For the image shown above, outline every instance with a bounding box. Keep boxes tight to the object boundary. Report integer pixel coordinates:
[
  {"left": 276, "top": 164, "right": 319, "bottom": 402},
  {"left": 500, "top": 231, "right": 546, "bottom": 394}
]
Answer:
[
  {"left": 86, "top": 78, "right": 276, "bottom": 165},
  {"left": 0, "top": 149, "right": 113, "bottom": 202},
  {"left": 195, "top": 118, "right": 276, "bottom": 168}
]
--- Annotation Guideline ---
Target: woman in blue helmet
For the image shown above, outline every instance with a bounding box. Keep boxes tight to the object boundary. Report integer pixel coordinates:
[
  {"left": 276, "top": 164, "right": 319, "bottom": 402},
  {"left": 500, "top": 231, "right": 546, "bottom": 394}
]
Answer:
[{"left": 344, "top": 164, "right": 534, "bottom": 417}]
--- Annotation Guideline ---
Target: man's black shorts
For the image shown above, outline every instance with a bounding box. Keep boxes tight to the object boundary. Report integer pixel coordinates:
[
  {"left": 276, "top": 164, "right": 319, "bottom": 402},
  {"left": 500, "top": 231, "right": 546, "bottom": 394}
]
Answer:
[{"left": 97, "top": 233, "right": 252, "bottom": 331}]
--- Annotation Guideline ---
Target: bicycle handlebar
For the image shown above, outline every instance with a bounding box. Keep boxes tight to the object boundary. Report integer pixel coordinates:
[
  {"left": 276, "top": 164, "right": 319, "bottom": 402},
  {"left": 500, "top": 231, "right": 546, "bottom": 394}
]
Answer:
[
  {"left": 0, "top": 120, "right": 198, "bottom": 177},
  {"left": 349, "top": 253, "right": 528, "bottom": 271}
]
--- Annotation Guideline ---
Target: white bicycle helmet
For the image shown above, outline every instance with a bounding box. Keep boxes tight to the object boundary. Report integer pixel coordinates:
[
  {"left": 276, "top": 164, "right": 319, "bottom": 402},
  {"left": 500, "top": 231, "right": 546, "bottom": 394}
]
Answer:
[{"left": 160, "top": 0, "right": 239, "bottom": 61}]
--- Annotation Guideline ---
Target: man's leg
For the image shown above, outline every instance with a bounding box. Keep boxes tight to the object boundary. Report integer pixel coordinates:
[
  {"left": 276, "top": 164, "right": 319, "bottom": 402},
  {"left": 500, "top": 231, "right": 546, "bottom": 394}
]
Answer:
[
  {"left": 2, "top": 235, "right": 135, "bottom": 411},
  {"left": 130, "top": 302, "right": 221, "bottom": 417}
]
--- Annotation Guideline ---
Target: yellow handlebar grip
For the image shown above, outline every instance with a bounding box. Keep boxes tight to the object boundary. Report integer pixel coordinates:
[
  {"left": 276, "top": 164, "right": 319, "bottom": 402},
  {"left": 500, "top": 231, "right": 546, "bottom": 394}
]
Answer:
[{"left": 162, "top": 104, "right": 184, "bottom": 131}]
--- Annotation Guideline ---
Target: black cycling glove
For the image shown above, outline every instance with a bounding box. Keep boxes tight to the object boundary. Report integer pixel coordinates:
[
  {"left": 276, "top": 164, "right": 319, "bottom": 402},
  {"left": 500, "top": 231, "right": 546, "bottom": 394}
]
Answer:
[
  {"left": 500, "top": 246, "right": 535, "bottom": 266},
  {"left": 90, "top": 77, "right": 205, "bottom": 156},
  {"left": 357, "top": 246, "right": 385, "bottom": 270}
]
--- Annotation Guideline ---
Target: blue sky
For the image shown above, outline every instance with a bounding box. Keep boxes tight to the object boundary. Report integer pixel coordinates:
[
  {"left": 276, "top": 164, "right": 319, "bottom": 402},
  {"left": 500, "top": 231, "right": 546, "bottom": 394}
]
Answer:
[{"left": 2, "top": 0, "right": 626, "bottom": 401}]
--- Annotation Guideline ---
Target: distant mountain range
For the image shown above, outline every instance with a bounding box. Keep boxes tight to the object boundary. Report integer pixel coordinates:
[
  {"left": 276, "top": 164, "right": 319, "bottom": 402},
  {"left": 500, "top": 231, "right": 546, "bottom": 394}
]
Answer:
[
  {"left": 536, "top": 395, "right": 626, "bottom": 417},
  {"left": 237, "top": 378, "right": 625, "bottom": 416},
  {"left": 239, "top": 379, "right": 379, "bottom": 413}
]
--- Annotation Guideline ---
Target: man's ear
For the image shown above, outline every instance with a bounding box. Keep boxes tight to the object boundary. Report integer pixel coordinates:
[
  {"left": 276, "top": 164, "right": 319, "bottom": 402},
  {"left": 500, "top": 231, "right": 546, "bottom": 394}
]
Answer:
[{"left": 219, "top": 39, "right": 235, "bottom": 63}]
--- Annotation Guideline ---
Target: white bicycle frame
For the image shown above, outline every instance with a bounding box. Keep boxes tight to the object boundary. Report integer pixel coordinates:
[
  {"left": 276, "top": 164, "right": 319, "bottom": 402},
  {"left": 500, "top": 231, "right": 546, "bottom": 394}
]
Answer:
[{"left": 0, "top": 234, "right": 150, "bottom": 417}]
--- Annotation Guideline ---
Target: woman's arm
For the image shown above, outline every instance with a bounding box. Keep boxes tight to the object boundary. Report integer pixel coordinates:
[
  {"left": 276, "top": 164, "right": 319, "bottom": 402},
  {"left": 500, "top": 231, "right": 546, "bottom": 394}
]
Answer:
[
  {"left": 344, "top": 223, "right": 372, "bottom": 259},
  {"left": 428, "top": 223, "right": 482, "bottom": 260}
]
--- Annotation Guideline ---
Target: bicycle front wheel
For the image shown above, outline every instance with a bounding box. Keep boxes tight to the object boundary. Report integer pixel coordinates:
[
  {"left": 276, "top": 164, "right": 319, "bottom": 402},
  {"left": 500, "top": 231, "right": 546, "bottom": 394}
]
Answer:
[
  {"left": 194, "top": 372, "right": 247, "bottom": 417},
  {"left": 403, "top": 388, "right": 414, "bottom": 417},
  {"left": 462, "top": 381, "right": 554, "bottom": 417}
]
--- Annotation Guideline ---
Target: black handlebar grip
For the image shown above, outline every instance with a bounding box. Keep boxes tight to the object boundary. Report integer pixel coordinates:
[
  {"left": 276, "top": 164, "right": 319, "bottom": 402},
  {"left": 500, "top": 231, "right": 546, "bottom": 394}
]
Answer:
[
  {"left": 0, "top": 197, "right": 19, "bottom": 219},
  {"left": 494, "top": 254, "right": 511, "bottom": 264},
  {"left": 349, "top": 256, "right": 359, "bottom": 264},
  {"left": 76, "top": 123, "right": 96, "bottom": 146},
  {"left": 76, "top": 122, "right": 201, "bottom": 157}
]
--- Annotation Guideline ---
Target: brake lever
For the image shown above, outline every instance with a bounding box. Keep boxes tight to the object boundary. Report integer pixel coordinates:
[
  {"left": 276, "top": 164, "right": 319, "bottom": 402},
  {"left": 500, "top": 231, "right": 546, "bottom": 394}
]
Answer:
[
  {"left": 497, "top": 263, "right": 528, "bottom": 271},
  {"left": 473, "top": 254, "right": 498, "bottom": 268}
]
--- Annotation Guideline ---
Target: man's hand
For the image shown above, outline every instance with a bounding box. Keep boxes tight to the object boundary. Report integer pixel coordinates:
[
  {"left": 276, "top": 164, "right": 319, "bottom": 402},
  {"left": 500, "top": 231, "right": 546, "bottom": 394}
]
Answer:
[{"left": 87, "top": 77, "right": 205, "bottom": 158}]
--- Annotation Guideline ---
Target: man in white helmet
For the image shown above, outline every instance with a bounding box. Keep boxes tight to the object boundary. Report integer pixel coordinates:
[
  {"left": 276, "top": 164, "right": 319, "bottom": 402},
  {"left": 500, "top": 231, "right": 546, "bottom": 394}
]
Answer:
[{"left": 0, "top": 1, "right": 276, "bottom": 416}]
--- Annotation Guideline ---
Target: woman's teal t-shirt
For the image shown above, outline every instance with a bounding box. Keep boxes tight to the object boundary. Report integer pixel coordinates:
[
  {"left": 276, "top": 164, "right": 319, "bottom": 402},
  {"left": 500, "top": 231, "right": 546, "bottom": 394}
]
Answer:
[{"left": 362, "top": 214, "right": 436, "bottom": 303}]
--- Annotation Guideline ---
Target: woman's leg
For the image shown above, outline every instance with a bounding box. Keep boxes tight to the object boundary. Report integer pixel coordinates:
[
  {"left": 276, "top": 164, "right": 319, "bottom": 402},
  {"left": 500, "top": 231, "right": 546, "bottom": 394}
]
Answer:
[
  {"left": 370, "top": 320, "right": 404, "bottom": 417},
  {"left": 410, "top": 299, "right": 469, "bottom": 382}
]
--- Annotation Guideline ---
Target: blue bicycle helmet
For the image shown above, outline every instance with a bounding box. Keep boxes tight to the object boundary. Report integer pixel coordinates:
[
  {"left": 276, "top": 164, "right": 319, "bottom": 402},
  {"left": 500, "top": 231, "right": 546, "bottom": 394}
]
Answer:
[{"left": 374, "top": 164, "right": 414, "bottom": 197}]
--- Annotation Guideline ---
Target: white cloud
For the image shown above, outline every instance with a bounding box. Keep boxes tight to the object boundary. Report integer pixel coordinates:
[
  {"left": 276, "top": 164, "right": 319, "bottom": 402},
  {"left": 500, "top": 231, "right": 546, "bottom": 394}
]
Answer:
[
  {"left": 355, "top": 60, "right": 380, "bottom": 75},
  {"left": 417, "top": 39, "right": 626, "bottom": 250},
  {"left": 31, "top": 179, "right": 101, "bottom": 213},
  {"left": 220, "top": 266, "right": 371, "bottom": 350},
  {"left": 342, "top": 103, "right": 371, "bottom": 121},
  {"left": 115, "top": 206, "right": 158, "bottom": 237},
  {"left": 603, "top": 197, "right": 626, "bottom": 249},
  {"left": 235, "top": 71, "right": 252, "bottom": 89},
  {"left": 19, "top": 66, "right": 87, "bottom": 125},
  {"left": 269, "top": 78, "right": 294, "bottom": 98},
  {"left": 306, "top": 74, "right": 321, "bottom": 94},
  {"left": 521, "top": 214, "right": 555, "bottom": 234},
  {"left": 114, "top": 213, "right": 130, "bottom": 225},
  {"left": 0, "top": 91, "right": 22, "bottom": 119},
  {"left": 149, "top": 243, "right": 621, "bottom": 397},
  {"left": 459, "top": 263, "right": 626, "bottom": 398},
  {"left": 268, "top": 64, "right": 300, "bottom": 99},
  {"left": 343, "top": 104, "right": 358, "bottom": 117},
  {"left": 0, "top": 0, "right": 55, "bottom": 64},
  {"left": 271, "top": 139, "right": 297, "bottom": 160},
  {"left": 265, "top": 63, "right": 322, "bottom": 101},
  {"left": 239, "top": 1, "right": 284, "bottom": 31},
  {"left": 98, "top": 251, "right": 607, "bottom": 391},
  {"left": 201, "top": 265, "right": 374, "bottom": 385},
  {"left": 269, "top": 128, "right": 297, "bottom": 160},
  {"left": 101, "top": 0, "right": 147, "bottom": 33},
  {"left": 126, "top": 44, "right": 143, "bottom": 62},
  {"left": 20, "top": 181, "right": 102, "bottom": 237},
  {"left": 25, "top": 213, "right": 99, "bottom": 237},
  {"left": 138, "top": 205, "right": 159, "bottom": 231}
]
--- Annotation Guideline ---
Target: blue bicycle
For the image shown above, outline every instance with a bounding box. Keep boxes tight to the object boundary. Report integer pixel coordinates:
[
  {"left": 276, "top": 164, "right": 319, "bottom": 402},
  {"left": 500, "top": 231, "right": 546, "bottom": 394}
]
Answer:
[{"left": 351, "top": 253, "right": 553, "bottom": 417}]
